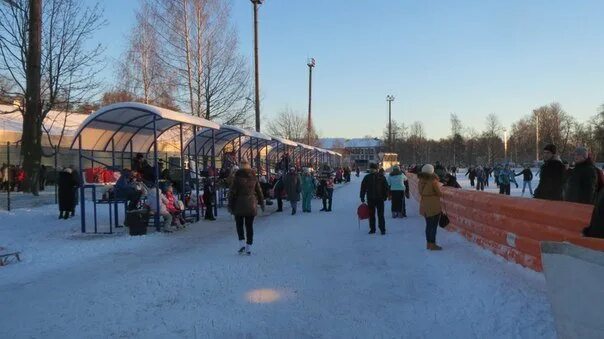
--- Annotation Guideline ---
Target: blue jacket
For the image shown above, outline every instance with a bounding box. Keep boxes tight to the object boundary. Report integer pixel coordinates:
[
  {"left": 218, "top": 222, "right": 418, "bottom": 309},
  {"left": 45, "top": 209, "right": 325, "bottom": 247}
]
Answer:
[
  {"left": 115, "top": 172, "right": 131, "bottom": 192},
  {"left": 387, "top": 173, "right": 407, "bottom": 191}
]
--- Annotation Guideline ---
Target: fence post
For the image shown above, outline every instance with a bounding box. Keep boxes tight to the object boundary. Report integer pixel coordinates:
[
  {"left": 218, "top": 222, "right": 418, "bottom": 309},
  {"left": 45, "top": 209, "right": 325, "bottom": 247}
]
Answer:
[
  {"left": 54, "top": 145, "right": 58, "bottom": 204},
  {"left": 7, "top": 141, "right": 10, "bottom": 211}
]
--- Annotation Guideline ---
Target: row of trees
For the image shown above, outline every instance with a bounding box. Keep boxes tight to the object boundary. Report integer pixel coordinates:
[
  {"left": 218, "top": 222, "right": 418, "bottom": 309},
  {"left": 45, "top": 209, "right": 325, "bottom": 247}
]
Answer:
[{"left": 384, "top": 103, "right": 604, "bottom": 166}]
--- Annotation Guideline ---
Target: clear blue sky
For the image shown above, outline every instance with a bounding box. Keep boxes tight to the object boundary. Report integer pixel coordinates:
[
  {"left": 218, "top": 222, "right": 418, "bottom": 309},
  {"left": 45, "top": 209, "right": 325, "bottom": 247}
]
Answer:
[{"left": 88, "top": 0, "right": 604, "bottom": 139}]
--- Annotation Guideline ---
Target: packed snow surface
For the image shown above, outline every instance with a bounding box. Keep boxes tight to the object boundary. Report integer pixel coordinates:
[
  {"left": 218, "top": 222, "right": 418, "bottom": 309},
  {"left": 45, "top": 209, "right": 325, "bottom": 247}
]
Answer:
[{"left": 0, "top": 176, "right": 555, "bottom": 338}]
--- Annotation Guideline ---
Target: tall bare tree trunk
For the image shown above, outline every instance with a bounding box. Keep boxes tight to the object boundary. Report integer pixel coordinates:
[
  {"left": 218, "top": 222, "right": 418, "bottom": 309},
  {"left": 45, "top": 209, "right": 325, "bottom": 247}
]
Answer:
[
  {"left": 182, "top": 0, "right": 196, "bottom": 116},
  {"left": 22, "top": 0, "right": 43, "bottom": 196}
]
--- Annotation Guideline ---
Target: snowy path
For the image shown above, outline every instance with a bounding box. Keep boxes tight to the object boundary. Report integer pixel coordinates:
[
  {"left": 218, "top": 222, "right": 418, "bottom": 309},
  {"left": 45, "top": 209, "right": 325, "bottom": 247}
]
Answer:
[{"left": 0, "top": 176, "right": 555, "bottom": 338}]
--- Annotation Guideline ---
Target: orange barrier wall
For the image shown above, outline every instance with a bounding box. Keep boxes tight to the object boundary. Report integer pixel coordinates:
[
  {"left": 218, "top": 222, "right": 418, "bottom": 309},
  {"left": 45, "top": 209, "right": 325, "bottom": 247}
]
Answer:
[{"left": 407, "top": 174, "right": 604, "bottom": 271}]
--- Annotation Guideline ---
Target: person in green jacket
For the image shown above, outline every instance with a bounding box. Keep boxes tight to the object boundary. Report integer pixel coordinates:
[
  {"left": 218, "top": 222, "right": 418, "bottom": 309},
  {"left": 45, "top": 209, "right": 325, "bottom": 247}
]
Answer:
[{"left": 301, "top": 168, "right": 316, "bottom": 212}]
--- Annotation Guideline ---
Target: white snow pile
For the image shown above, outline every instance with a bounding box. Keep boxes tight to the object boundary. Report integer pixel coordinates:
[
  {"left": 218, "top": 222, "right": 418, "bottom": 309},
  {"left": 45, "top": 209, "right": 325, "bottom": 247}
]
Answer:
[{"left": 0, "top": 176, "right": 555, "bottom": 338}]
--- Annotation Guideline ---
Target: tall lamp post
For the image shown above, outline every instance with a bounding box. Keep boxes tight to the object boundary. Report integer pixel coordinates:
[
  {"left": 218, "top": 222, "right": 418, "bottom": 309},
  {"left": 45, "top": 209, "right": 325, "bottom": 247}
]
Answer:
[
  {"left": 503, "top": 128, "right": 508, "bottom": 161},
  {"left": 251, "top": 0, "right": 263, "bottom": 132},
  {"left": 386, "top": 95, "right": 395, "bottom": 152},
  {"left": 307, "top": 58, "right": 315, "bottom": 146}
]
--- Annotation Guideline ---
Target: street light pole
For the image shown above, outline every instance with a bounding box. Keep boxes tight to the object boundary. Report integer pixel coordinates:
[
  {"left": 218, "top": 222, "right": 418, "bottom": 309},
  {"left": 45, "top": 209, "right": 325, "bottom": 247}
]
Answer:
[
  {"left": 386, "top": 95, "right": 395, "bottom": 152},
  {"left": 251, "top": 0, "right": 263, "bottom": 132},
  {"left": 503, "top": 128, "right": 508, "bottom": 161},
  {"left": 307, "top": 58, "right": 315, "bottom": 146}
]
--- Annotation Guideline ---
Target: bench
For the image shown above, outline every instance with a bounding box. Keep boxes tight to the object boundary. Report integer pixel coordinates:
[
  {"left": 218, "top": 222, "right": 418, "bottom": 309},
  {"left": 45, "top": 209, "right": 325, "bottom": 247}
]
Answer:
[{"left": 0, "top": 251, "right": 21, "bottom": 266}]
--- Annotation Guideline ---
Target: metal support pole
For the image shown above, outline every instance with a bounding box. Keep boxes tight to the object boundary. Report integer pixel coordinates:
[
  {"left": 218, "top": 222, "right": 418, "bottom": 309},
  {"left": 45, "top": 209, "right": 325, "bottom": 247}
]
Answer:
[
  {"left": 193, "top": 127, "right": 200, "bottom": 221},
  {"left": 211, "top": 129, "right": 217, "bottom": 216},
  {"left": 153, "top": 117, "right": 160, "bottom": 230},
  {"left": 238, "top": 135, "right": 242, "bottom": 163},
  {"left": 252, "top": 0, "right": 262, "bottom": 132},
  {"left": 6, "top": 142, "right": 11, "bottom": 211},
  {"left": 307, "top": 58, "right": 315, "bottom": 146},
  {"left": 54, "top": 145, "right": 58, "bottom": 204},
  {"left": 78, "top": 137, "right": 85, "bottom": 232},
  {"left": 179, "top": 123, "right": 185, "bottom": 197}
]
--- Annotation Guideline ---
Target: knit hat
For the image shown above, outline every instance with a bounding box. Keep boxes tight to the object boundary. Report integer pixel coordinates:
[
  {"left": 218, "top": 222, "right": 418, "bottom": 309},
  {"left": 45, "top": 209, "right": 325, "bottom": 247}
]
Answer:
[
  {"left": 573, "top": 146, "right": 588, "bottom": 158},
  {"left": 369, "top": 163, "right": 378, "bottom": 170},
  {"left": 421, "top": 164, "right": 434, "bottom": 174},
  {"left": 543, "top": 144, "right": 557, "bottom": 154}
]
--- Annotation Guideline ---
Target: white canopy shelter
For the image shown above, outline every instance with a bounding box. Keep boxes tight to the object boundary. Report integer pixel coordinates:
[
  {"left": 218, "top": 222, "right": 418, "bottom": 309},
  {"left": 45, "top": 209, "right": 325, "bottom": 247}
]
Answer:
[{"left": 70, "top": 102, "right": 220, "bottom": 153}]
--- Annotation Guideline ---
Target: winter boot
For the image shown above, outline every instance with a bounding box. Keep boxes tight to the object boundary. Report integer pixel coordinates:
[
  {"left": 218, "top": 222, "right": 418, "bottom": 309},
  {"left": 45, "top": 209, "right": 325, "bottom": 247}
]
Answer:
[
  {"left": 392, "top": 212, "right": 398, "bottom": 219},
  {"left": 245, "top": 244, "right": 252, "bottom": 256},
  {"left": 238, "top": 240, "right": 246, "bottom": 254},
  {"left": 428, "top": 243, "right": 443, "bottom": 251},
  {"left": 59, "top": 211, "right": 64, "bottom": 219}
]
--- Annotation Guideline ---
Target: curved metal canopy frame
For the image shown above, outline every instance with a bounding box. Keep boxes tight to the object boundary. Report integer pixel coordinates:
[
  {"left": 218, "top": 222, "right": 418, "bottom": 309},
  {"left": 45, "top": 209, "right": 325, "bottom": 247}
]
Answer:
[{"left": 70, "top": 102, "right": 219, "bottom": 153}]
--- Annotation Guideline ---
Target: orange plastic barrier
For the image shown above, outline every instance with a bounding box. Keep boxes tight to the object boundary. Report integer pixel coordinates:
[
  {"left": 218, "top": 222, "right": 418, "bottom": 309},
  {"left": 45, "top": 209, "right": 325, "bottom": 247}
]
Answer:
[{"left": 407, "top": 174, "right": 604, "bottom": 271}]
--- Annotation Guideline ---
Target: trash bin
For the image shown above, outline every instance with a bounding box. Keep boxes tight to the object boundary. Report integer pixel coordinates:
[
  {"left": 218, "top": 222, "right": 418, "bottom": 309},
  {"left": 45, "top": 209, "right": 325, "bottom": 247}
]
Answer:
[{"left": 125, "top": 209, "right": 149, "bottom": 236}]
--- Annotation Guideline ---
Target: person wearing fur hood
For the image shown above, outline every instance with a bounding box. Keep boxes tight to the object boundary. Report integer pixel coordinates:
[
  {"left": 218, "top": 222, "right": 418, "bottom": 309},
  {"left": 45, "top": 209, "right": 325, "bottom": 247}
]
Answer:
[
  {"left": 418, "top": 164, "right": 443, "bottom": 250},
  {"left": 228, "top": 160, "right": 265, "bottom": 255}
]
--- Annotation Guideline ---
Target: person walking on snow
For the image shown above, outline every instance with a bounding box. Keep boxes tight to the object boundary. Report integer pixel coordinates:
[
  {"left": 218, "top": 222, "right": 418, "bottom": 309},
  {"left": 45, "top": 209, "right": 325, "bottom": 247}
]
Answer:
[
  {"left": 321, "top": 174, "right": 335, "bottom": 212},
  {"left": 534, "top": 144, "right": 566, "bottom": 201},
  {"left": 283, "top": 167, "right": 301, "bottom": 215},
  {"left": 273, "top": 172, "right": 285, "bottom": 212},
  {"left": 228, "top": 160, "right": 265, "bottom": 255},
  {"left": 516, "top": 165, "right": 534, "bottom": 196},
  {"left": 360, "top": 163, "right": 389, "bottom": 235},
  {"left": 387, "top": 165, "right": 408, "bottom": 218},
  {"left": 418, "top": 164, "right": 443, "bottom": 250},
  {"left": 301, "top": 168, "right": 316, "bottom": 212}
]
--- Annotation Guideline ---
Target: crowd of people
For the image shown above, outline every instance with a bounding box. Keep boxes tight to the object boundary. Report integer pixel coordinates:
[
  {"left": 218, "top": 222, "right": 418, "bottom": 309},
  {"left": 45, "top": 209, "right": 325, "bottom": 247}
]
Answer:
[
  {"left": 228, "top": 161, "right": 351, "bottom": 255},
  {"left": 0, "top": 164, "right": 29, "bottom": 192},
  {"left": 406, "top": 143, "right": 604, "bottom": 239}
]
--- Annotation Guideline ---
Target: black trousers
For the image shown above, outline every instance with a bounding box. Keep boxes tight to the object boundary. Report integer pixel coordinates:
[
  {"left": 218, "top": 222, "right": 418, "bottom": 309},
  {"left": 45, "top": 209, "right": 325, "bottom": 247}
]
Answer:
[
  {"left": 204, "top": 200, "right": 214, "bottom": 219},
  {"left": 277, "top": 197, "right": 283, "bottom": 211},
  {"left": 499, "top": 184, "right": 511, "bottom": 195},
  {"left": 322, "top": 188, "right": 333, "bottom": 210},
  {"left": 476, "top": 181, "right": 484, "bottom": 191},
  {"left": 236, "top": 216, "right": 255, "bottom": 245},
  {"left": 469, "top": 178, "right": 475, "bottom": 187},
  {"left": 390, "top": 190, "right": 405, "bottom": 213},
  {"left": 425, "top": 214, "right": 440, "bottom": 243},
  {"left": 368, "top": 200, "right": 386, "bottom": 232}
]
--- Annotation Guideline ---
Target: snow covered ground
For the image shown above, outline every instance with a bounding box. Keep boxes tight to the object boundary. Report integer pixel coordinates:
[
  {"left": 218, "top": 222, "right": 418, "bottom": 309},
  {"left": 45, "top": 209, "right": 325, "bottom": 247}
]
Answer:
[{"left": 0, "top": 175, "right": 556, "bottom": 338}]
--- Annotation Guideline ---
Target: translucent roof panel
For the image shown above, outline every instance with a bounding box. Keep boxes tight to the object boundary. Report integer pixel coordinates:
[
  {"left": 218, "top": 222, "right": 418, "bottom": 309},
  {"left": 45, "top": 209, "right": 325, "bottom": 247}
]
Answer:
[
  {"left": 71, "top": 102, "right": 220, "bottom": 152},
  {"left": 185, "top": 125, "right": 271, "bottom": 157}
]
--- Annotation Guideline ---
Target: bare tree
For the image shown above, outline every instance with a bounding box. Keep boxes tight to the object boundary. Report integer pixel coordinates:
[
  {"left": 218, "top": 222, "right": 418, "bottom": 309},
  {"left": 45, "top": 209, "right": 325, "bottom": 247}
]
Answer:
[
  {"left": 117, "top": 1, "right": 178, "bottom": 109},
  {"left": 266, "top": 108, "right": 308, "bottom": 142},
  {"left": 0, "top": 0, "right": 105, "bottom": 194},
  {"left": 450, "top": 113, "right": 464, "bottom": 165},
  {"left": 149, "top": 0, "right": 251, "bottom": 124}
]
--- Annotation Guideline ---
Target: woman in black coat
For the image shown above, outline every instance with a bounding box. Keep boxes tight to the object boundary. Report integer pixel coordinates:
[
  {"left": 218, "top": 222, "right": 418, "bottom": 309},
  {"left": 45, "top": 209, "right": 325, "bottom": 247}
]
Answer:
[{"left": 58, "top": 168, "right": 78, "bottom": 219}]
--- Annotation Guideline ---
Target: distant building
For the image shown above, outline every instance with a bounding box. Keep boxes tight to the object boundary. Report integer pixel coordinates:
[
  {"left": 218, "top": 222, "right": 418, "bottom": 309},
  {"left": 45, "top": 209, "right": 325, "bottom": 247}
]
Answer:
[{"left": 320, "top": 137, "right": 383, "bottom": 169}]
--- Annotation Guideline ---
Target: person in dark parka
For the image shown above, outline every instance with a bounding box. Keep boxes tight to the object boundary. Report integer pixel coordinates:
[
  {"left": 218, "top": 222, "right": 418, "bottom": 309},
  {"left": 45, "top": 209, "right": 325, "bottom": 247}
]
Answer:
[
  {"left": 564, "top": 147, "right": 599, "bottom": 205},
  {"left": 228, "top": 160, "right": 265, "bottom": 255},
  {"left": 534, "top": 144, "right": 566, "bottom": 201},
  {"left": 583, "top": 189, "right": 604, "bottom": 238},
  {"left": 58, "top": 168, "right": 78, "bottom": 219},
  {"left": 283, "top": 167, "right": 301, "bottom": 215},
  {"left": 360, "top": 163, "right": 389, "bottom": 235}
]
